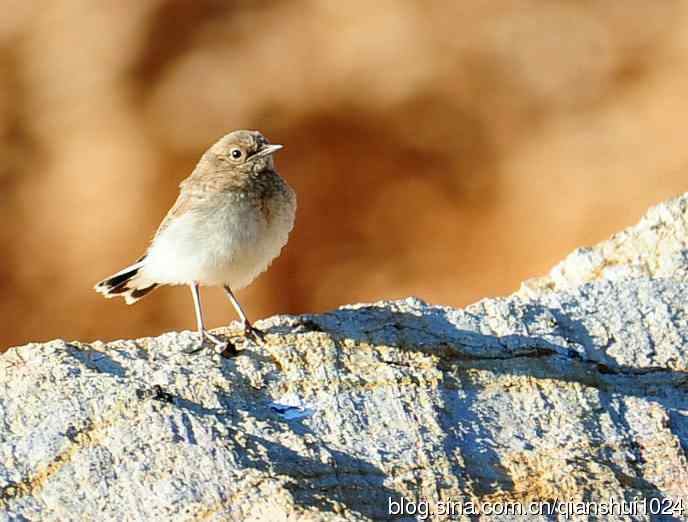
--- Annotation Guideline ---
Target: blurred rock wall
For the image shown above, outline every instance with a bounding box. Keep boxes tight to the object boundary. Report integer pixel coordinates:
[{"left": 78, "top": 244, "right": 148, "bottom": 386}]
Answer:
[{"left": 1, "top": 0, "right": 688, "bottom": 348}]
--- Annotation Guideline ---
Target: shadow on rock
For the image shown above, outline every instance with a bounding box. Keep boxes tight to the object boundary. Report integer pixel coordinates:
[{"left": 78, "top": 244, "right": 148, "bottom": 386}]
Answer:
[
  {"left": 300, "top": 302, "right": 688, "bottom": 513},
  {"left": 173, "top": 359, "right": 404, "bottom": 521},
  {"left": 65, "top": 343, "right": 128, "bottom": 378}
]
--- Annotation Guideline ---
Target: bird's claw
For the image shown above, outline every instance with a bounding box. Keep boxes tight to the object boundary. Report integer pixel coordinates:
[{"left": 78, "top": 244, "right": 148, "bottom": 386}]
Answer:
[
  {"left": 243, "top": 323, "right": 265, "bottom": 343},
  {"left": 184, "top": 330, "right": 233, "bottom": 355}
]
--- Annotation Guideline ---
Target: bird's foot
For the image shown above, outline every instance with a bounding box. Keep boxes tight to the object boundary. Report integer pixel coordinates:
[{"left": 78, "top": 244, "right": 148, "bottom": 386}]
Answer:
[
  {"left": 243, "top": 322, "right": 265, "bottom": 343},
  {"left": 184, "top": 330, "right": 233, "bottom": 355}
]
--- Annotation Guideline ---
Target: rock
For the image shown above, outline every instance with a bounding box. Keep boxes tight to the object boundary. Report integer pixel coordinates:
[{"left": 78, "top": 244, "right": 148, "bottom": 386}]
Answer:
[
  {"left": 518, "top": 192, "right": 688, "bottom": 298},
  {"left": 2, "top": 195, "right": 688, "bottom": 521}
]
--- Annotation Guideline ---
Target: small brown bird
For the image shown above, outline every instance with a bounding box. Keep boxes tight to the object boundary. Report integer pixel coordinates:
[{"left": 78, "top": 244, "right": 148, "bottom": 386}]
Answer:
[{"left": 95, "top": 130, "right": 296, "bottom": 352}]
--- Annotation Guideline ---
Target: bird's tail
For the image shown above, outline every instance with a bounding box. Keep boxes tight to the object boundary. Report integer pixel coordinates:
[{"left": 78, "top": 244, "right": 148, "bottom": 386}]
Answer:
[{"left": 94, "top": 257, "right": 158, "bottom": 305}]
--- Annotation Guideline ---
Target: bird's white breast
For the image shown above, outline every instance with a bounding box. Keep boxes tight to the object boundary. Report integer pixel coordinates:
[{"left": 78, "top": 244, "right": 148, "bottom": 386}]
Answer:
[{"left": 142, "top": 191, "right": 295, "bottom": 289}]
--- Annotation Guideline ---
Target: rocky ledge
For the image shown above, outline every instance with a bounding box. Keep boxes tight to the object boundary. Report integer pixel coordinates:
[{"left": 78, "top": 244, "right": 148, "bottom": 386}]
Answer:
[{"left": 2, "top": 195, "right": 688, "bottom": 521}]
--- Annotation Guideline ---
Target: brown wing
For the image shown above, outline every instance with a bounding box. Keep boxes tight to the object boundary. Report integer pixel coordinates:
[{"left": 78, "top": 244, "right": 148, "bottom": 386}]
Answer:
[{"left": 152, "top": 190, "right": 201, "bottom": 239}]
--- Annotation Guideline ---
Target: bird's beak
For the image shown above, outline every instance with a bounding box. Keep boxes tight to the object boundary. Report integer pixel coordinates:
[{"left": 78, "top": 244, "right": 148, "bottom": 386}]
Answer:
[{"left": 252, "top": 144, "right": 283, "bottom": 159}]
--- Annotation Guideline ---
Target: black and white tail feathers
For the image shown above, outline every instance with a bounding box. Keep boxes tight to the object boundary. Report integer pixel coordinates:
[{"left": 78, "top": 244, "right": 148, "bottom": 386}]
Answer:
[{"left": 94, "top": 256, "right": 158, "bottom": 305}]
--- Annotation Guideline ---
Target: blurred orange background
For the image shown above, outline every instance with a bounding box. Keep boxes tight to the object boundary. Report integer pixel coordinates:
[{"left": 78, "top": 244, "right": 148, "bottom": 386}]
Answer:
[{"left": 2, "top": 1, "right": 688, "bottom": 349}]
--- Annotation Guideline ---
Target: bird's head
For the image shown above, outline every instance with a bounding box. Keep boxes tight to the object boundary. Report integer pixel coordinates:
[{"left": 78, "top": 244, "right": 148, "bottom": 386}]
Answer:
[{"left": 210, "top": 130, "right": 283, "bottom": 174}]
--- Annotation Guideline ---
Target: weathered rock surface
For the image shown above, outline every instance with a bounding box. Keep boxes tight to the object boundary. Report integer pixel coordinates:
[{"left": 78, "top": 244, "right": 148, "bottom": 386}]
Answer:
[
  {"left": 2, "top": 195, "right": 688, "bottom": 521},
  {"left": 519, "top": 193, "right": 688, "bottom": 298}
]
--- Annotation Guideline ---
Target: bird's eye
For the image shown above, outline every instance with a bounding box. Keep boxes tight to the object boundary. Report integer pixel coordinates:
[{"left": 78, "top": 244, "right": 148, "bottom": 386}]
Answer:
[{"left": 230, "top": 148, "right": 243, "bottom": 160}]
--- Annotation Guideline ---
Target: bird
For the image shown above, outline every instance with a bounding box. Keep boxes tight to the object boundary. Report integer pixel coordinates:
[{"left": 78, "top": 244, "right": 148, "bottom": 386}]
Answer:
[{"left": 94, "top": 130, "right": 296, "bottom": 353}]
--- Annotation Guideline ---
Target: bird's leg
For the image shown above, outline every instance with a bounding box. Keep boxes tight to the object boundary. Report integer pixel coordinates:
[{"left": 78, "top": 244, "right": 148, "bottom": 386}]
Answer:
[
  {"left": 223, "top": 285, "right": 265, "bottom": 342},
  {"left": 185, "top": 282, "right": 227, "bottom": 354}
]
